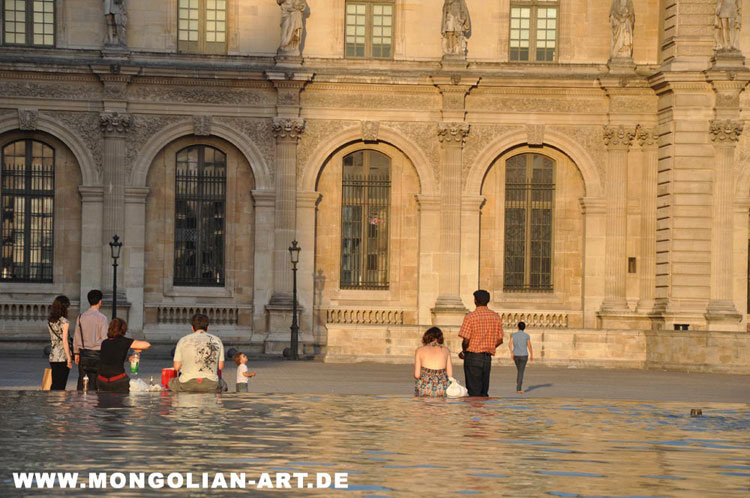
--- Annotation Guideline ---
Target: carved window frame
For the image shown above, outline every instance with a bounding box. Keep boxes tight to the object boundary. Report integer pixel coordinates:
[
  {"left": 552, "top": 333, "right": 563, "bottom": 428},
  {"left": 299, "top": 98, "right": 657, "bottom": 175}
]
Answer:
[
  {"left": 344, "top": 0, "right": 395, "bottom": 60},
  {"left": 509, "top": 0, "right": 559, "bottom": 63},
  {"left": 2, "top": 0, "right": 55, "bottom": 47},
  {"left": 502, "top": 153, "right": 555, "bottom": 292},
  {"left": 177, "top": 0, "right": 228, "bottom": 55},
  {"left": 1, "top": 139, "right": 55, "bottom": 283}
]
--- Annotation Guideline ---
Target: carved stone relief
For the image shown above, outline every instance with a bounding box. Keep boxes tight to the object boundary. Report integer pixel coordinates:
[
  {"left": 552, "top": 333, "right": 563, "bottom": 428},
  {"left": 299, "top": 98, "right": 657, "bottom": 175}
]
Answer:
[
  {"left": 437, "top": 122, "right": 470, "bottom": 145},
  {"left": 710, "top": 119, "right": 744, "bottom": 142},
  {"left": 272, "top": 117, "right": 305, "bottom": 141},
  {"left": 384, "top": 121, "right": 442, "bottom": 184},
  {"left": 193, "top": 115, "right": 212, "bottom": 136},
  {"left": 125, "top": 114, "right": 187, "bottom": 177},
  {"left": 100, "top": 111, "right": 132, "bottom": 134},
  {"left": 302, "top": 88, "right": 439, "bottom": 111},
  {"left": 361, "top": 121, "right": 380, "bottom": 142},
  {"left": 466, "top": 94, "right": 607, "bottom": 114},
  {"left": 462, "top": 124, "right": 519, "bottom": 181},
  {"left": 128, "top": 84, "right": 275, "bottom": 106},
  {"left": 636, "top": 126, "right": 658, "bottom": 148},
  {"left": 217, "top": 117, "right": 276, "bottom": 179},
  {"left": 0, "top": 78, "right": 102, "bottom": 101},
  {"left": 603, "top": 125, "right": 636, "bottom": 148},
  {"left": 547, "top": 125, "right": 607, "bottom": 183},
  {"left": 50, "top": 111, "right": 104, "bottom": 182},
  {"left": 296, "top": 119, "right": 354, "bottom": 178},
  {"left": 18, "top": 109, "right": 38, "bottom": 131},
  {"left": 527, "top": 124, "right": 545, "bottom": 146}
]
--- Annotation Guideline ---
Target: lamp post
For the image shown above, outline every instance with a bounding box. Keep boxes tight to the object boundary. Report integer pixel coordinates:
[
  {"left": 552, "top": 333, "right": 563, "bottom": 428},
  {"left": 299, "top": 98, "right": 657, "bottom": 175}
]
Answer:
[
  {"left": 288, "top": 240, "right": 301, "bottom": 360},
  {"left": 109, "top": 234, "right": 122, "bottom": 319}
]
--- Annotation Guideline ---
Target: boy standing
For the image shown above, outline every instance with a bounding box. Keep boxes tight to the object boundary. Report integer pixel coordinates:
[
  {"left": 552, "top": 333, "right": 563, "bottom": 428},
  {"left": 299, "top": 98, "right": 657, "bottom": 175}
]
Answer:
[
  {"left": 234, "top": 353, "right": 256, "bottom": 392},
  {"left": 508, "top": 321, "right": 533, "bottom": 393}
]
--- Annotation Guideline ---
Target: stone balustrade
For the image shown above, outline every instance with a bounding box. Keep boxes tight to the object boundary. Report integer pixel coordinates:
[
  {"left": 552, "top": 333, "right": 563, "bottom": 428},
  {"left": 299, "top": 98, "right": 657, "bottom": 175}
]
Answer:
[
  {"left": 325, "top": 308, "right": 405, "bottom": 325},
  {"left": 150, "top": 305, "right": 251, "bottom": 326}
]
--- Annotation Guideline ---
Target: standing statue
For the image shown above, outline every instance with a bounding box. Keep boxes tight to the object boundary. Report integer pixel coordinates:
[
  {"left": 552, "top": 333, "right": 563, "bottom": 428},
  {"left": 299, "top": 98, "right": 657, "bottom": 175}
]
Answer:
[
  {"left": 441, "top": 0, "right": 470, "bottom": 56},
  {"left": 104, "top": 0, "right": 127, "bottom": 47},
  {"left": 609, "top": 0, "right": 635, "bottom": 59},
  {"left": 714, "top": 0, "right": 741, "bottom": 51},
  {"left": 277, "top": 0, "right": 307, "bottom": 56}
]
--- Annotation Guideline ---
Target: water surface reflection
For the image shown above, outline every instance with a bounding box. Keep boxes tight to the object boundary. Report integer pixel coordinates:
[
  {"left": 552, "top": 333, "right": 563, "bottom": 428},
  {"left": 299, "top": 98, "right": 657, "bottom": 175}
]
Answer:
[{"left": 0, "top": 392, "right": 747, "bottom": 496}]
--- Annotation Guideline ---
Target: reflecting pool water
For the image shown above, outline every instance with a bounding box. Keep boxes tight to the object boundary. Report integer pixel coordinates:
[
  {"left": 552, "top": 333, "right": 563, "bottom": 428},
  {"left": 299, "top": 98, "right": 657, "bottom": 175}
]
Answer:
[{"left": 0, "top": 392, "right": 748, "bottom": 497}]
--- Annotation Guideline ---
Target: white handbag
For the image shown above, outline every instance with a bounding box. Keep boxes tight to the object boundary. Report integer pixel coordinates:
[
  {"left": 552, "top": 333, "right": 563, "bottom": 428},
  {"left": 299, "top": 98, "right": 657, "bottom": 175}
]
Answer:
[{"left": 446, "top": 377, "right": 468, "bottom": 398}]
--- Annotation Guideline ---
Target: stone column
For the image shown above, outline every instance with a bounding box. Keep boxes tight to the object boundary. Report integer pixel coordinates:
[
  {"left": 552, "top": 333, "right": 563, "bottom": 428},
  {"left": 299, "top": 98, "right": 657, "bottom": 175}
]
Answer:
[
  {"left": 250, "top": 189, "right": 275, "bottom": 347},
  {"left": 431, "top": 122, "right": 470, "bottom": 325},
  {"left": 599, "top": 125, "right": 636, "bottom": 319},
  {"left": 636, "top": 127, "right": 658, "bottom": 315},
  {"left": 99, "top": 112, "right": 131, "bottom": 316},
  {"left": 417, "top": 194, "right": 441, "bottom": 325},
  {"left": 264, "top": 118, "right": 304, "bottom": 352},
  {"left": 123, "top": 187, "right": 149, "bottom": 336},
  {"left": 296, "top": 191, "right": 322, "bottom": 350},
  {"left": 78, "top": 186, "right": 104, "bottom": 309},
  {"left": 580, "top": 197, "right": 607, "bottom": 328},
  {"left": 733, "top": 197, "right": 750, "bottom": 328},
  {"left": 460, "top": 195, "right": 485, "bottom": 309},
  {"left": 706, "top": 119, "right": 743, "bottom": 329}
]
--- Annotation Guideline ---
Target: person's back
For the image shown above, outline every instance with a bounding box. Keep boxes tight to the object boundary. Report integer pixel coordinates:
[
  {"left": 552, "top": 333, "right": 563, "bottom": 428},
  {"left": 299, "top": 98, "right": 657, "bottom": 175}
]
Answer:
[
  {"left": 414, "top": 327, "right": 453, "bottom": 397},
  {"left": 170, "top": 313, "right": 225, "bottom": 393},
  {"left": 509, "top": 321, "right": 533, "bottom": 393},
  {"left": 511, "top": 330, "right": 530, "bottom": 356},
  {"left": 416, "top": 343, "right": 450, "bottom": 370}
]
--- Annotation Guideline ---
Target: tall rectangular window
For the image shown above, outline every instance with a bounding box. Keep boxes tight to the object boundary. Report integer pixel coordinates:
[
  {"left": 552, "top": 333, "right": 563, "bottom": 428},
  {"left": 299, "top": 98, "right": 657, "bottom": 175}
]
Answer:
[
  {"left": 3, "top": 0, "right": 55, "bottom": 47},
  {"left": 174, "top": 145, "right": 226, "bottom": 287},
  {"left": 341, "top": 150, "right": 390, "bottom": 289},
  {"left": 503, "top": 154, "right": 554, "bottom": 292},
  {"left": 1, "top": 140, "right": 55, "bottom": 282},
  {"left": 510, "top": 1, "right": 558, "bottom": 62},
  {"left": 345, "top": 1, "right": 393, "bottom": 59},
  {"left": 178, "top": 0, "right": 226, "bottom": 54}
]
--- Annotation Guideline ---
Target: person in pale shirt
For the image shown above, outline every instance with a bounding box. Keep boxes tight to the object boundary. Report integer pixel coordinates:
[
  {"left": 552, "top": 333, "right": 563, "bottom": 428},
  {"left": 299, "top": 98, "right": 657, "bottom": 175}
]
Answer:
[
  {"left": 73, "top": 289, "right": 109, "bottom": 391},
  {"left": 169, "top": 313, "right": 225, "bottom": 393},
  {"left": 233, "top": 353, "right": 256, "bottom": 393},
  {"left": 508, "top": 321, "right": 533, "bottom": 393}
]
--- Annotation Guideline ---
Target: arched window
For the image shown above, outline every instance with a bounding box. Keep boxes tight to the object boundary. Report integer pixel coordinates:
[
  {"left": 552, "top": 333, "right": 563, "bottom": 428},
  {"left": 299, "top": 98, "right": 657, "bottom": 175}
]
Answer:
[
  {"left": 1, "top": 139, "right": 55, "bottom": 282},
  {"left": 504, "top": 153, "right": 554, "bottom": 291},
  {"left": 174, "top": 145, "right": 226, "bottom": 286},
  {"left": 341, "top": 150, "right": 390, "bottom": 289}
]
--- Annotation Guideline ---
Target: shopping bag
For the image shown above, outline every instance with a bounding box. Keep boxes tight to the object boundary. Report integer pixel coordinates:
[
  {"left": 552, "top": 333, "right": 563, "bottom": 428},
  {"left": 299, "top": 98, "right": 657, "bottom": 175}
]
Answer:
[
  {"left": 446, "top": 377, "right": 468, "bottom": 398},
  {"left": 41, "top": 368, "right": 52, "bottom": 391}
]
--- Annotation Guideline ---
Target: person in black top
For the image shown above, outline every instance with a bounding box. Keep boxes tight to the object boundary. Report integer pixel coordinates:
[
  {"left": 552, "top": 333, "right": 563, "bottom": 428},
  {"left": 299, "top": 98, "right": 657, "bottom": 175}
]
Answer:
[{"left": 97, "top": 318, "right": 151, "bottom": 393}]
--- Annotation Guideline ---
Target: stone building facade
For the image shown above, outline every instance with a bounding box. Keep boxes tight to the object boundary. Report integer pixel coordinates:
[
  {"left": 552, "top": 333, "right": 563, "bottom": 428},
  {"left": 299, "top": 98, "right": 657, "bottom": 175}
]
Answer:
[{"left": 0, "top": 1, "right": 749, "bottom": 366}]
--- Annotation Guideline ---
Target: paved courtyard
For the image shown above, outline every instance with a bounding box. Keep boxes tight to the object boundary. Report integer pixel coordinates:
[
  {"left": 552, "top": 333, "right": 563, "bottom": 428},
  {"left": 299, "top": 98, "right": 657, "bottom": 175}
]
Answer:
[{"left": 1, "top": 354, "right": 748, "bottom": 403}]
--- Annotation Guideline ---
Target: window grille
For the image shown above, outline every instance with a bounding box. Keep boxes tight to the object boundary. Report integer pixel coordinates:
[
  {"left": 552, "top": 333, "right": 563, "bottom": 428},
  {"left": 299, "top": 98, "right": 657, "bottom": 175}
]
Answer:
[
  {"left": 3, "top": 0, "right": 55, "bottom": 47},
  {"left": 503, "top": 153, "right": 554, "bottom": 292},
  {"left": 340, "top": 150, "right": 390, "bottom": 289},
  {"left": 178, "top": 0, "right": 227, "bottom": 54},
  {"left": 1, "top": 139, "right": 54, "bottom": 282},
  {"left": 510, "top": 0, "right": 558, "bottom": 62},
  {"left": 174, "top": 145, "right": 226, "bottom": 287},
  {"left": 345, "top": 1, "right": 394, "bottom": 59}
]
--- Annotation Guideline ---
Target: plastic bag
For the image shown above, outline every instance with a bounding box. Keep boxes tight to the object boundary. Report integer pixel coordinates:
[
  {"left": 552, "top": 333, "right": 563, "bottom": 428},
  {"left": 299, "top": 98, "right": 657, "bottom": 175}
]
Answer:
[
  {"left": 446, "top": 377, "right": 468, "bottom": 398},
  {"left": 129, "top": 378, "right": 149, "bottom": 392}
]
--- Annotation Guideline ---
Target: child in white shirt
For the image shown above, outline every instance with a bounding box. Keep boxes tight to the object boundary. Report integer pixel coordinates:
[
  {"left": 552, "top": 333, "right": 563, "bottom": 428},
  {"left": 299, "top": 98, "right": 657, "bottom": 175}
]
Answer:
[{"left": 234, "top": 352, "right": 256, "bottom": 392}]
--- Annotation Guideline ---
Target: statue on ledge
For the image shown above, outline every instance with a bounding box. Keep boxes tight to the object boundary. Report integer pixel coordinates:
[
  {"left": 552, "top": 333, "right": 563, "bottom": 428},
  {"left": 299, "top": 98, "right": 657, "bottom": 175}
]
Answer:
[
  {"left": 441, "top": 0, "right": 470, "bottom": 57},
  {"left": 609, "top": 0, "right": 635, "bottom": 59},
  {"left": 714, "top": 0, "right": 741, "bottom": 52},
  {"left": 277, "top": 0, "right": 307, "bottom": 57},
  {"left": 104, "top": 0, "right": 127, "bottom": 47}
]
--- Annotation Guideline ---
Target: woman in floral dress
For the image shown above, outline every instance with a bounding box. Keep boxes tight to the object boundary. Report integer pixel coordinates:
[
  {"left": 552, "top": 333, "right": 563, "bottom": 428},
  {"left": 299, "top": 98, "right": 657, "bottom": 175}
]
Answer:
[
  {"left": 47, "top": 295, "right": 72, "bottom": 390},
  {"left": 414, "top": 327, "right": 453, "bottom": 397}
]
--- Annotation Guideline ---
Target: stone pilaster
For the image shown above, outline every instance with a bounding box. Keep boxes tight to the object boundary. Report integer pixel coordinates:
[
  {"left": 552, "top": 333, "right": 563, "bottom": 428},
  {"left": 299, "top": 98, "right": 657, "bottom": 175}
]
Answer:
[
  {"left": 123, "top": 187, "right": 149, "bottom": 335},
  {"left": 460, "top": 195, "right": 485, "bottom": 312},
  {"left": 706, "top": 119, "right": 743, "bottom": 329},
  {"left": 580, "top": 197, "right": 607, "bottom": 328},
  {"left": 268, "top": 117, "right": 305, "bottom": 308},
  {"left": 599, "top": 125, "right": 636, "bottom": 318},
  {"left": 432, "top": 122, "right": 469, "bottom": 325},
  {"left": 636, "top": 126, "right": 658, "bottom": 315},
  {"left": 78, "top": 186, "right": 104, "bottom": 309},
  {"left": 99, "top": 111, "right": 131, "bottom": 302},
  {"left": 250, "top": 189, "right": 276, "bottom": 340},
  {"left": 416, "top": 194, "right": 441, "bottom": 325},
  {"left": 296, "top": 191, "right": 322, "bottom": 347}
]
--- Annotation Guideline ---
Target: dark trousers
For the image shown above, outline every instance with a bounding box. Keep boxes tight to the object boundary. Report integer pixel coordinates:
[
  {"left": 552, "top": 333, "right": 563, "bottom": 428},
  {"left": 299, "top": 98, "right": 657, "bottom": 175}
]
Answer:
[
  {"left": 513, "top": 355, "right": 528, "bottom": 391},
  {"left": 97, "top": 376, "right": 130, "bottom": 393},
  {"left": 49, "top": 362, "right": 70, "bottom": 391},
  {"left": 463, "top": 352, "right": 492, "bottom": 397},
  {"left": 76, "top": 350, "right": 100, "bottom": 391}
]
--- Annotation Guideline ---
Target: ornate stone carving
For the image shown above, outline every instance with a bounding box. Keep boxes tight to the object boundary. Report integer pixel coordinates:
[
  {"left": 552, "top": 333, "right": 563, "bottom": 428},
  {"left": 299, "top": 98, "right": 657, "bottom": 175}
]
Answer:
[
  {"left": 217, "top": 117, "right": 276, "bottom": 179},
  {"left": 52, "top": 111, "right": 104, "bottom": 181},
  {"left": 462, "top": 124, "right": 518, "bottom": 181},
  {"left": 548, "top": 124, "right": 607, "bottom": 182},
  {"left": 272, "top": 117, "right": 305, "bottom": 141},
  {"left": 0, "top": 78, "right": 102, "bottom": 100},
  {"left": 276, "top": 0, "right": 307, "bottom": 57},
  {"left": 441, "top": 0, "right": 470, "bottom": 56},
  {"left": 100, "top": 112, "right": 132, "bottom": 134},
  {"left": 384, "top": 121, "right": 441, "bottom": 183},
  {"left": 710, "top": 119, "right": 744, "bottom": 143},
  {"left": 302, "top": 87, "right": 438, "bottom": 110},
  {"left": 437, "top": 122, "right": 470, "bottom": 145},
  {"left": 609, "top": 0, "right": 635, "bottom": 59},
  {"left": 296, "top": 119, "right": 354, "bottom": 178},
  {"left": 125, "top": 115, "right": 186, "bottom": 177},
  {"left": 637, "top": 126, "right": 658, "bottom": 148},
  {"left": 527, "top": 124, "right": 545, "bottom": 146},
  {"left": 193, "top": 115, "right": 212, "bottom": 136},
  {"left": 603, "top": 125, "right": 636, "bottom": 148},
  {"left": 104, "top": 0, "right": 128, "bottom": 47},
  {"left": 361, "top": 121, "right": 380, "bottom": 142},
  {"left": 714, "top": 0, "right": 741, "bottom": 52},
  {"left": 128, "top": 84, "right": 273, "bottom": 105},
  {"left": 18, "top": 109, "right": 38, "bottom": 131},
  {"left": 467, "top": 94, "right": 607, "bottom": 114}
]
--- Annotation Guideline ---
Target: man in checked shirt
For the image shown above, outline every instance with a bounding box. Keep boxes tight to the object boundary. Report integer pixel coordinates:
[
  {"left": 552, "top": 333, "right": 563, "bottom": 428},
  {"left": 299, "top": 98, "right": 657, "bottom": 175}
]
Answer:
[{"left": 458, "top": 290, "right": 504, "bottom": 397}]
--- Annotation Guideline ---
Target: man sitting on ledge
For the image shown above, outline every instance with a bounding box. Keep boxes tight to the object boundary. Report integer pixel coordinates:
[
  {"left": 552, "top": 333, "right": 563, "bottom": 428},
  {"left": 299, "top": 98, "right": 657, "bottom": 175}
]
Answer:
[{"left": 169, "top": 313, "right": 225, "bottom": 393}]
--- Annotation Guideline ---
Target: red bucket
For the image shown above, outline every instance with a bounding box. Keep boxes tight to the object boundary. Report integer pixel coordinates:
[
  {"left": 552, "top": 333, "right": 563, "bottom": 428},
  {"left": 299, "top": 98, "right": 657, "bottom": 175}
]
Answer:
[{"left": 161, "top": 368, "right": 177, "bottom": 388}]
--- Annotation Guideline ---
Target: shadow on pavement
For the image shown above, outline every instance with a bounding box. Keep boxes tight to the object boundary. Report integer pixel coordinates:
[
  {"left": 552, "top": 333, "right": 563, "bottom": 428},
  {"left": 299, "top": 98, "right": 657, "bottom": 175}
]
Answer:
[{"left": 524, "top": 384, "right": 552, "bottom": 393}]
